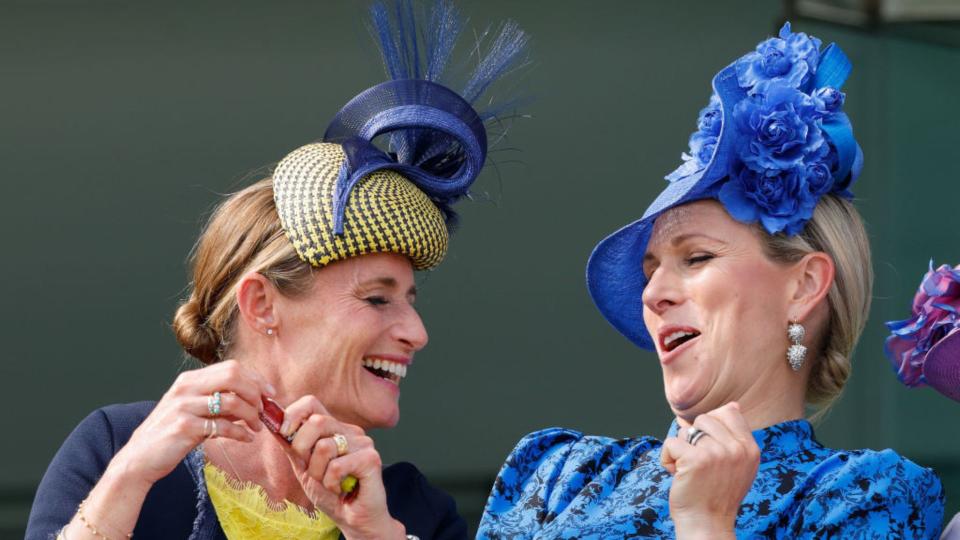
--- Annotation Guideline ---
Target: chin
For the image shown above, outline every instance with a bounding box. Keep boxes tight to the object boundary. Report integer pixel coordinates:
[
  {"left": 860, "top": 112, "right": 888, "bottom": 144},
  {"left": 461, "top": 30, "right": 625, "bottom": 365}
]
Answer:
[
  {"left": 664, "top": 382, "right": 708, "bottom": 418},
  {"left": 364, "top": 407, "right": 400, "bottom": 430},
  {"left": 379, "top": 411, "right": 400, "bottom": 429}
]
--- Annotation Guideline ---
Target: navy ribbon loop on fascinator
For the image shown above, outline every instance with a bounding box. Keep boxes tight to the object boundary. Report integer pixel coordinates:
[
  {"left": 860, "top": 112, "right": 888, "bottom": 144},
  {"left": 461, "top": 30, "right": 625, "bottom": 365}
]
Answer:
[{"left": 324, "top": 79, "right": 487, "bottom": 235}]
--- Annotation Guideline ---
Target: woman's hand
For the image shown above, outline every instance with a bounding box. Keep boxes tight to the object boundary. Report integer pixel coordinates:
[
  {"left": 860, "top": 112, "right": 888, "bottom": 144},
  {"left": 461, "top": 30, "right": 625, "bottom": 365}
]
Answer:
[
  {"left": 660, "top": 402, "right": 760, "bottom": 540},
  {"left": 111, "top": 359, "right": 274, "bottom": 488},
  {"left": 59, "top": 360, "right": 275, "bottom": 540},
  {"left": 278, "top": 396, "right": 404, "bottom": 540}
]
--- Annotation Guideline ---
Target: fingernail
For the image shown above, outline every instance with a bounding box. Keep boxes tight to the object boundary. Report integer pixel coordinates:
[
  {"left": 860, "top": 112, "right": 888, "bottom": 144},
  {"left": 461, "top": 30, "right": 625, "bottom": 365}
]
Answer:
[{"left": 280, "top": 420, "right": 290, "bottom": 436}]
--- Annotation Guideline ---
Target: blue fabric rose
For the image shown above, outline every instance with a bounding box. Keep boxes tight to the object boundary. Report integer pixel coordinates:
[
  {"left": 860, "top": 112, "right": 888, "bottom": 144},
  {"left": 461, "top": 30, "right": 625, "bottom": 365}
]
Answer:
[
  {"left": 696, "top": 94, "right": 722, "bottom": 135},
  {"left": 804, "top": 159, "right": 833, "bottom": 196},
  {"left": 718, "top": 162, "right": 816, "bottom": 235},
  {"left": 735, "top": 22, "right": 822, "bottom": 91},
  {"left": 734, "top": 81, "right": 825, "bottom": 171},
  {"left": 666, "top": 96, "right": 721, "bottom": 183},
  {"left": 814, "top": 86, "right": 845, "bottom": 114},
  {"left": 689, "top": 131, "right": 718, "bottom": 166}
]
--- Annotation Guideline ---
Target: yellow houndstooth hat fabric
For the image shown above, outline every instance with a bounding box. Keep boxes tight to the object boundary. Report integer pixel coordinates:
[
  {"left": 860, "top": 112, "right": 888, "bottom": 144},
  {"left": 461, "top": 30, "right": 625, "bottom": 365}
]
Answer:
[{"left": 272, "top": 142, "right": 449, "bottom": 270}]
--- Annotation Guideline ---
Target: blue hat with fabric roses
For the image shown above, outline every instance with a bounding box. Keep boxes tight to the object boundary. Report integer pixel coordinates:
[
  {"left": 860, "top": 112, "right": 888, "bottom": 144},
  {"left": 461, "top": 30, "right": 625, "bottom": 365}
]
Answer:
[{"left": 587, "top": 23, "right": 863, "bottom": 349}]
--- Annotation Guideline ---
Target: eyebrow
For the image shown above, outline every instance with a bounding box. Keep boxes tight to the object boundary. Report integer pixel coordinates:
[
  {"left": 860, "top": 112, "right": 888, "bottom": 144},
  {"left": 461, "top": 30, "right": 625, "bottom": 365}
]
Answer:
[
  {"left": 643, "top": 233, "right": 727, "bottom": 264},
  {"left": 359, "top": 277, "right": 417, "bottom": 297},
  {"left": 669, "top": 233, "right": 726, "bottom": 246}
]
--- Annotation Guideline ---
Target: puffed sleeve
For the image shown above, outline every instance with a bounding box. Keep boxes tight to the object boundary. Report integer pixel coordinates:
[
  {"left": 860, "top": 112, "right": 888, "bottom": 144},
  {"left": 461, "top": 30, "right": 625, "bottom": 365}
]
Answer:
[
  {"left": 478, "top": 427, "right": 652, "bottom": 540},
  {"left": 478, "top": 428, "right": 584, "bottom": 539},
  {"left": 789, "top": 449, "right": 944, "bottom": 539}
]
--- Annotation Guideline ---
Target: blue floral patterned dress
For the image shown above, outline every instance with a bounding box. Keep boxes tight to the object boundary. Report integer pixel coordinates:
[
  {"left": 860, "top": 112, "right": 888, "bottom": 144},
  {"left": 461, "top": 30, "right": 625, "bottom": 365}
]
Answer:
[{"left": 479, "top": 420, "right": 944, "bottom": 539}]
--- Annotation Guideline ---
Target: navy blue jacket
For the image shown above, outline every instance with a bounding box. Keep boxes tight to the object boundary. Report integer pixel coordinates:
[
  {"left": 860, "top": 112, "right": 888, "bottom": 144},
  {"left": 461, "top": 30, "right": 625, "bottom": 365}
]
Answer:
[{"left": 26, "top": 402, "right": 467, "bottom": 539}]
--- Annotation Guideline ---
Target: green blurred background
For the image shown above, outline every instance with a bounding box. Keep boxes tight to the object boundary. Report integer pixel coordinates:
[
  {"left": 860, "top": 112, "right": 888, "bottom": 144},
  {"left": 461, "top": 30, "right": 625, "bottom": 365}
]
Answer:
[{"left": 3, "top": 1, "right": 959, "bottom": 537}]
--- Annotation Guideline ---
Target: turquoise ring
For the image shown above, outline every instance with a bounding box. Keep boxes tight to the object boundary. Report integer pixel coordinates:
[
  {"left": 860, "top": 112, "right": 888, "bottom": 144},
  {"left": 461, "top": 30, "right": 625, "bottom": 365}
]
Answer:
[{"left": 207, "top": 391, "right": 222, "bottom": 416}]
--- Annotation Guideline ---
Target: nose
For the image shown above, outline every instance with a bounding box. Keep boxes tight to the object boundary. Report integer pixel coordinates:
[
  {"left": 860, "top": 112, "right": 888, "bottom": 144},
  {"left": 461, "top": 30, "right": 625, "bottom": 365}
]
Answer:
[
  {"left": 394, "top": 303, "right": 429, "bottom": 352},
  {"left": 641, "top": 264, "right": 684, "bottom": 316}
]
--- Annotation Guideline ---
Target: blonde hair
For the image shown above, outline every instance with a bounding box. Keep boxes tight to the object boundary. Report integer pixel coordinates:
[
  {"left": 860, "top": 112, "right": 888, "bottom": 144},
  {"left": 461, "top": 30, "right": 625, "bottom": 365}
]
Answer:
[
  {"left": 758, "top": 195, "right": 873, "bottom": 421},
  {"left": 172, "top": 178, "right": 314, "bottom": 364}
]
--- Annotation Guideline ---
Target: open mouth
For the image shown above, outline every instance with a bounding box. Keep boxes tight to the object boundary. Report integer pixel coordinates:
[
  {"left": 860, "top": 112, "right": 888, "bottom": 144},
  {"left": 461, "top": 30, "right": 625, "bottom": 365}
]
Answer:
[
  {"left": 362, "top": 357, "right": 408, "bottom": 385},
  {"left": 661, "top": 329, "right": 701, "bottom": 353}
]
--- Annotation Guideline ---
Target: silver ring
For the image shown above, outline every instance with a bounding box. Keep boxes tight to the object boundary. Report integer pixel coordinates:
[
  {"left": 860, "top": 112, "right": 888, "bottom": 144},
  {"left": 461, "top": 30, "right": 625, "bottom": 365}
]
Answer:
[
  {"left": 686, "top": 427, "right": 708, "bottom": 446},
  {"left": 207, "top": 391, "right": 222, "bottom": 416},
  {"left": 333, "top": 433, "right": 349, "bottom": 457},
  {"left": 210, "top": 419, "right": 219, "bottom": 438}
]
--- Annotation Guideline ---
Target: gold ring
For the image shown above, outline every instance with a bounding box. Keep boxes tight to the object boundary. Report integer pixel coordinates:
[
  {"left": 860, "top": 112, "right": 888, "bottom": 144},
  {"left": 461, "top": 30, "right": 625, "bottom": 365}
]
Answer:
[
  {"left": 333, "top": 433, "right": 349, "bottom": 456},
  {"left": 210, "top": 419, "right": 219, "bottom": 439}
]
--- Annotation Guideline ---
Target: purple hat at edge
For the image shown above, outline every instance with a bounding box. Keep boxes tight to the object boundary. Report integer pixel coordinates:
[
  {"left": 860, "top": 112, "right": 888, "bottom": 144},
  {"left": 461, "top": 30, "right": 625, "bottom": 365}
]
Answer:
[
  {"left": 587, "top": 23, "right": 864, "bottom": 350},
  {"left": 885, "top": 261, "right": 960, "bottom": 402}
]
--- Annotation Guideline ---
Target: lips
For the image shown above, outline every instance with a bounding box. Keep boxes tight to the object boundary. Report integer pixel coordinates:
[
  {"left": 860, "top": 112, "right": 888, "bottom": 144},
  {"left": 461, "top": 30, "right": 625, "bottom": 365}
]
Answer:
[{"left": 658, "top": 326, "right": 702, "bottom": 353}]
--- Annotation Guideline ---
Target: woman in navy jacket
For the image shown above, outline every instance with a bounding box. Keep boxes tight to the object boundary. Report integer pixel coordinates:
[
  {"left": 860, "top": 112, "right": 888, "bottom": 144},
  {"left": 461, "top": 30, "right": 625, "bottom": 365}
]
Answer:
[{"left": 26, "top": 2, "right": 527, "bottom": 538}]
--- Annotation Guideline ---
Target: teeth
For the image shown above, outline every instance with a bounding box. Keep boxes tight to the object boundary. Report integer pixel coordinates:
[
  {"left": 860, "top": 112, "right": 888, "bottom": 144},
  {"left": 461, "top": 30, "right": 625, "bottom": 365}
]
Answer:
[
  {"left": 663, "top": 331, "right": 696, "bottom": 348},
  {"left": 362, "top": 358, "right": 408, "bottom": 379}
]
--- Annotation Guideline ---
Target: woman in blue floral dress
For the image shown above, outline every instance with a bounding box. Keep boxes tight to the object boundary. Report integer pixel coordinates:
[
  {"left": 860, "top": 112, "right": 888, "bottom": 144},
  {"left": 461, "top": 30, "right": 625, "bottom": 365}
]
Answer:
[
  {"left": 885, "top": 261, "right": 960, "bottom": 540},
  {"left": 479, "top": 23, "right": 945, "bottom": 539}
]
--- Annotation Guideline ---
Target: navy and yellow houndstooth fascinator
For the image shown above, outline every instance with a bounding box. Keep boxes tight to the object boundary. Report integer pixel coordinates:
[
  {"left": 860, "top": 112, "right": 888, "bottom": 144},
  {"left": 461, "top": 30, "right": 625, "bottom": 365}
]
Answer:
[
  {"left": 587, "top": 23, "right": 862, "bottom": 349},
  {"left": 273, "top": 0, "right": 528, "bottom": 270}
]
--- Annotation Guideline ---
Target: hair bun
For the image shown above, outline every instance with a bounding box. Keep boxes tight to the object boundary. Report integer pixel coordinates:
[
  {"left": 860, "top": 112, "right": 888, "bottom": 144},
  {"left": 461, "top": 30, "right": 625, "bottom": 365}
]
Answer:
[{"left": 173, "top": 297, "right": 219, "bottom": 365}]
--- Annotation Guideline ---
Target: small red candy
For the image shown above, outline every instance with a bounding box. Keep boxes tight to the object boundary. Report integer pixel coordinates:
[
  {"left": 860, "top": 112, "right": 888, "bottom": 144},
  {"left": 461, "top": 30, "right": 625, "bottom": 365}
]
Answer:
[
  {"left": 260, "top": 396, "right": 287, "bottom": 439},
  {"left": 259, "top": 396, "right": 358, "bottom": 496}
]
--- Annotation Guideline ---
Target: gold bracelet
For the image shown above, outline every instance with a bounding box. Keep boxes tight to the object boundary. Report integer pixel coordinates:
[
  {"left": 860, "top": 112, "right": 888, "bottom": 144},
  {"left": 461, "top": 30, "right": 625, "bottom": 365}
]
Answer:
[{"left": 77, "top": 498, "right": 134, "bottom": 539}]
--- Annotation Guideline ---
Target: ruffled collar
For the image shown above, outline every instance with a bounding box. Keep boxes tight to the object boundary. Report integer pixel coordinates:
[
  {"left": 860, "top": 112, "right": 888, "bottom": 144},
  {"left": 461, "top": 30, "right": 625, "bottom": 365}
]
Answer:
[{"left": 666, "top": 418, "right": 821, "bottom": 461}]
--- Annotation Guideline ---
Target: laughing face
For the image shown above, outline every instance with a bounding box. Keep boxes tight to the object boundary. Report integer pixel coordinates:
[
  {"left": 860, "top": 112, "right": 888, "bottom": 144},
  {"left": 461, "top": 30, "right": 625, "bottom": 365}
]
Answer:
[
  {"left": 641, "top": 200, "right": 797, "bottom": 421},
  {"left": 271, "top": 252, "right": 427, "bottom": 429}
]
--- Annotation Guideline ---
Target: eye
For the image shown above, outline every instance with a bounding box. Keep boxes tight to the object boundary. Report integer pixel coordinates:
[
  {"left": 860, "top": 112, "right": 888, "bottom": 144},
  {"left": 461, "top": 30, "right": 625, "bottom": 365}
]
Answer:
[
  {"left": 365, "top": 296, "right": 389, "bottom": 306},
  {"left": 642, "top": 259, "right": 658, "bottom": 281},
  {"left": 685, "top": 253, "right": 715, "bottom": 266}
]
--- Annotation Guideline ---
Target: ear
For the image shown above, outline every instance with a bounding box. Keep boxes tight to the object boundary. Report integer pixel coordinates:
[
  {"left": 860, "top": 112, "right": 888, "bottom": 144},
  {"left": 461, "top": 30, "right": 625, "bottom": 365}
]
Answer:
[
  {"left": 236, "top": 272, "right": 278, "bottom": 335},
  {"left": 788, "top": 251, "right": 835, "bottom": 322}
]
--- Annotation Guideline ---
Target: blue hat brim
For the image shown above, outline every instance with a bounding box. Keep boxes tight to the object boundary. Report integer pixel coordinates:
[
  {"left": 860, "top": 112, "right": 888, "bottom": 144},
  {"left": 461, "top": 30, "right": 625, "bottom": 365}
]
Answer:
[{"left": 586, "top": 65, "right": 744, "bottom": 349}]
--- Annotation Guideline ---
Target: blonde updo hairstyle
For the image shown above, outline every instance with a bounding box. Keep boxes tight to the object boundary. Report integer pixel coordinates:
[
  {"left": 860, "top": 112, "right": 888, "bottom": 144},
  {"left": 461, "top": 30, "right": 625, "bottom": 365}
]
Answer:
[
  {"left": 758, "top": 194, "right": 872, "bottom": 421},
  {"left": 172, "top": 178, "right": 314, "bottom": 365}
]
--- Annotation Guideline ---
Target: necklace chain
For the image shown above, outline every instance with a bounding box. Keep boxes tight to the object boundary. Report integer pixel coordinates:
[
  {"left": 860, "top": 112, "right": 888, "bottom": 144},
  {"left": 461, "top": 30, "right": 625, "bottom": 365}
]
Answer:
[{"left": 214, "top": 438, "right": 244, "bottom": 481}]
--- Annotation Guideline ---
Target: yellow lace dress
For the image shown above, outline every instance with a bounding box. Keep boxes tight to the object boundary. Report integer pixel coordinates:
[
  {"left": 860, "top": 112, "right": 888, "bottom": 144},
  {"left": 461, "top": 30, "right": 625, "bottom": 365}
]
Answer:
[{"left": 204, "top": 462, "right": 340, "bottom": 540}]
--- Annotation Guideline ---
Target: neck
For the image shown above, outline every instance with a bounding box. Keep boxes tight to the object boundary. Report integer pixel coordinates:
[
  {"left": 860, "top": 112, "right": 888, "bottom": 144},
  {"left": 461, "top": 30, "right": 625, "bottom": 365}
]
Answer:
[
  {"left": 204, "top": 430, "right": 312, "bottom": 509},
  {"left": 675, "top": 368, "right": 807, "bottom": 432}
]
